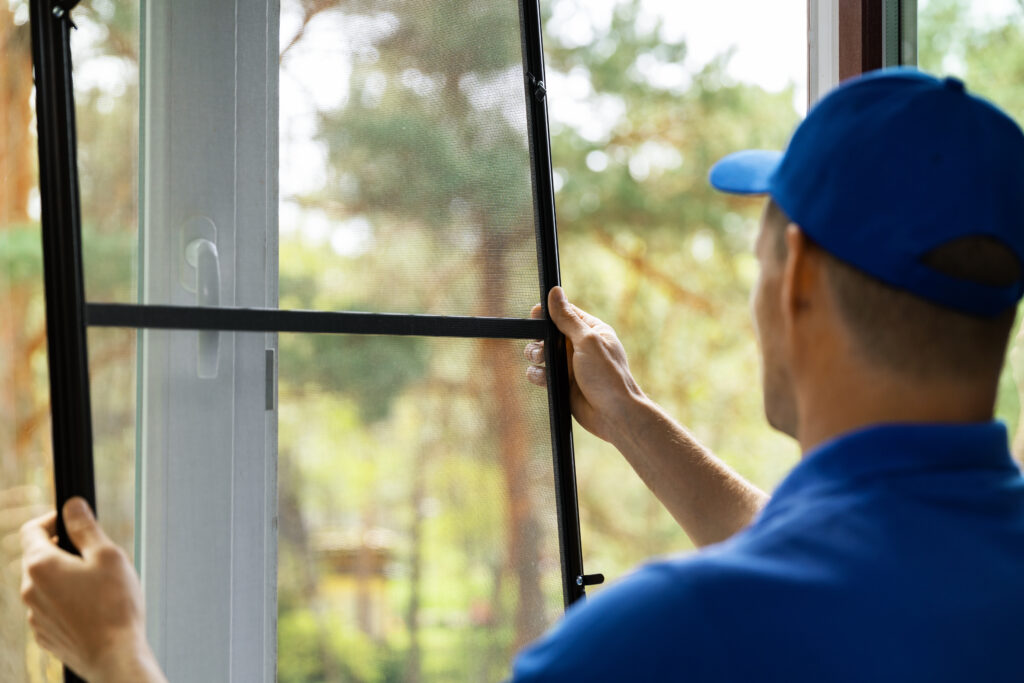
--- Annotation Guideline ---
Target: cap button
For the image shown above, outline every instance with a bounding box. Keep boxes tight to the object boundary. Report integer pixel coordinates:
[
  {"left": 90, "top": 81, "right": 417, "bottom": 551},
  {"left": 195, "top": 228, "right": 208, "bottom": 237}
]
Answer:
[{"left": 943, "top": 76, "right": 966, "bottom": 93}]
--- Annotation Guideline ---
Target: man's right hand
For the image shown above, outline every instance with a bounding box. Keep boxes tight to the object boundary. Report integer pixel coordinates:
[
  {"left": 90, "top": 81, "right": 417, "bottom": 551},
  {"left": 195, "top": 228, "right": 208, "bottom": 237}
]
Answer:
[
  {"left": 525, "top": 286, "right": 767, "bottom": 546},
  {"left": 524, "top": 286, "right": 647, "bottom": 444}
]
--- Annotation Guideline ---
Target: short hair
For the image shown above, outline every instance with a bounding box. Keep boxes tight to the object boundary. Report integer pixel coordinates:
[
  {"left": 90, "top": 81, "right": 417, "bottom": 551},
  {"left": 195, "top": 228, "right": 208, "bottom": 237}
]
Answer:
[{"left": 764, "top": 199, "right": 1020, "bottom": 380}]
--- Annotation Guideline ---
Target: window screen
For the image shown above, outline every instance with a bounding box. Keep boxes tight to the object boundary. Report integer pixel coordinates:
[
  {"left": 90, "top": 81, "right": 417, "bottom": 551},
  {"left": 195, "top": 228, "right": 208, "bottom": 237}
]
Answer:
[
  {"left": 85, "top": 327, "right": 567, "bottom": 680},
  {"left": 31, "top": 0, "right": 584, "bottom": 680},
  {"left": 83, "top": 0, "right": 550, "bottom": 319},
  {"left": 278, "top": 0, "right": 540, "bottom": 318},
  {"left": 276, "top": 334, "right": 565, "bottom": 679}
]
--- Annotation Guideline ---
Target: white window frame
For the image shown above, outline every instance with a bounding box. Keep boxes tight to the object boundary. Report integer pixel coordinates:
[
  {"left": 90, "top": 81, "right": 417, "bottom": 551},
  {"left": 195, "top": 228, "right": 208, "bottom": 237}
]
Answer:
[
  {"left": 138, "top": 1, "right": 279, "bottom": 679},
  {"left": 808, "top": 0, "right": 840, "bottom": 106}
]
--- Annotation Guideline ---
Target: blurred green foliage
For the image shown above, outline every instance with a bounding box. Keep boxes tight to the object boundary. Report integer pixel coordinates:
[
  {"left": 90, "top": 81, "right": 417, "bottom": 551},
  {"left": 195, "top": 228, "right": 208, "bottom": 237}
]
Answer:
[
  {"left": 0, "top": 225, "right": 42, "bottom": 283},
  {"left": 283, "top": 332, "right": 428, "bottom": 423}
]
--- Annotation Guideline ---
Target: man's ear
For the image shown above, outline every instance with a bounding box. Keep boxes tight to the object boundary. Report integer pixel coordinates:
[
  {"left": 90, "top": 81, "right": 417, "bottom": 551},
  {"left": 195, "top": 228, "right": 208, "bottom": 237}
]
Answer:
[{"left": 779, "top": 224, "right": 821, "bottom": 327}]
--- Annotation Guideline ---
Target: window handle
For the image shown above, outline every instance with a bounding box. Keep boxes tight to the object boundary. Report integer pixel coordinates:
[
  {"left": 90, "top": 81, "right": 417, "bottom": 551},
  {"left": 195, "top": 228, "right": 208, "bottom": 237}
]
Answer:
[{"left": 184, "top": 237, "right": 220, "bottom": 378}]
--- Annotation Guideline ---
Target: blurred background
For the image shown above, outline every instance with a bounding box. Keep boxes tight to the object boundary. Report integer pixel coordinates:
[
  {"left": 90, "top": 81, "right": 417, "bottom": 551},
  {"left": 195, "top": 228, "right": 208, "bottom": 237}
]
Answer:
[{"left": 2, "top": 0, "right": 1024, "bottom": 680}]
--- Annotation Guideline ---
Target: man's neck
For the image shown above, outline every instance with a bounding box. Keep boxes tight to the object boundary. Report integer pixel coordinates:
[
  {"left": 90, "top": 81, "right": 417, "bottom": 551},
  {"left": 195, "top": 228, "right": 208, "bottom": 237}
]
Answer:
[{"left": 794, "top": 368, "right": 997, "bottom": 455}]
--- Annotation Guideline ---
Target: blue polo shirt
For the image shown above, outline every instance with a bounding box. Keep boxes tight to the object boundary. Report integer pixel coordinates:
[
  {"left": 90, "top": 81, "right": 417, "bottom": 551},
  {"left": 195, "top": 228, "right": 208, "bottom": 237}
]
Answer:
[{"left": 511, "top": 422, "right": 1024, "bottom": 682}]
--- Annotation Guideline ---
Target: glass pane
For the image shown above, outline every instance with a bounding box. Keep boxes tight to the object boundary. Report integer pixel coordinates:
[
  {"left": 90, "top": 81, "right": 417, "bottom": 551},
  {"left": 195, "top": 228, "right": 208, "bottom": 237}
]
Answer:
[
  {"left": 0, "top": 53, "right": 53, "bottom": 667},
  {"left": 279, "top": 0, "right": 541, "bottom": 317},
  {"left": 917, "top": 0, "right": 1024, "bottom": 455},
  {"left": 87, "top": 327, "right": 138, "bottom": 560},
  {"left": 72, "top": 2, "right": 141, "bottom": 304},
  {"left": 0, "top": 3, "right": 137, "bottom": 680},
  {"left": 0, "top": 324, "right": 136, "bottom": 683},
  {"left": 277, "top": 334, "right": 563, "bottom": 681}
]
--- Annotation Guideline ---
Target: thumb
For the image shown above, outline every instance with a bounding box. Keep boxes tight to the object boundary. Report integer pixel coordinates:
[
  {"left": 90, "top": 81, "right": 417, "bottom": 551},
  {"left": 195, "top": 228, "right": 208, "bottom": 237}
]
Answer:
[
  {"left": 62, "top": 497, "right": 107, "bottom": 556},
  {"left": 547, "top": 287, "right": 590, "bottom": 344}
]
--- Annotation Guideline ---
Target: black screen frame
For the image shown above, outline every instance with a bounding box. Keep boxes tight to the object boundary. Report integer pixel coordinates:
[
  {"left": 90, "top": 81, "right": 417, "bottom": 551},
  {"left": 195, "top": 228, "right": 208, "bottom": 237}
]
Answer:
[{"left": 30, "top": 5, "right": 589, "bottom": 675}]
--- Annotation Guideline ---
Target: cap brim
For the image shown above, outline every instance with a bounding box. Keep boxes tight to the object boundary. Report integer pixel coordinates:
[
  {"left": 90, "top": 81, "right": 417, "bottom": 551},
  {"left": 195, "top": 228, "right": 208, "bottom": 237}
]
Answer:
[{"left": 709, "top": 149, "right": 783, "bottom": 195}]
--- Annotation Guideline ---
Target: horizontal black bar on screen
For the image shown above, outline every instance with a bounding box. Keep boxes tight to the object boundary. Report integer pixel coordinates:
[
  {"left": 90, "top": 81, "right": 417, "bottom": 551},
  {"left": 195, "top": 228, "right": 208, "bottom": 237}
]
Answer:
[{"left": 85, "top": 303, "right": 549, "bottom": 339}]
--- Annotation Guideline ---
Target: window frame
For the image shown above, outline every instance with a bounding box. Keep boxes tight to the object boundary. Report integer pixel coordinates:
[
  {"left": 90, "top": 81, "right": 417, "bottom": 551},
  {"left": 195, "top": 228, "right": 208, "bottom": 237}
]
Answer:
[
  {"left": 136, "top": 0, "right": 280, "bottom": 678},
  {"left": 808, "top": 0, "right": 917, "bottom": 106}
]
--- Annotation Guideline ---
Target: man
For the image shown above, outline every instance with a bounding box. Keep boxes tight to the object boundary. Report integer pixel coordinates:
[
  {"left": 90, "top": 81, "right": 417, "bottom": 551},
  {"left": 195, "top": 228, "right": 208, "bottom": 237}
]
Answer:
[{"left": 21, "top": 68, "right": 1024, "bottom": 681}]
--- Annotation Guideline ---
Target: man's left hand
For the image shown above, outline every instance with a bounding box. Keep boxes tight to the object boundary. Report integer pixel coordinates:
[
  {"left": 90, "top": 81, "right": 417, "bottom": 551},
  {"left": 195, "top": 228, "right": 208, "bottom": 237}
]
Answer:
[{"left": 20, "top": 497, "right": 166, "bottom": 683}]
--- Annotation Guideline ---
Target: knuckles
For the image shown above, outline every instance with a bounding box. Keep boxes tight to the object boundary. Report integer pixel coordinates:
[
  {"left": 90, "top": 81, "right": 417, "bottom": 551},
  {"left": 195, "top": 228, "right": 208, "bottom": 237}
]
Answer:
[
  {"left": 20, "top": 566, "right": 47, "bottom": 606},
  {"left": 20, "top": 578, "right": 35, "bottom": 604},
  {"left": 577, "top": 331, "right": 599, "bottom": 349},
  {"left": 24, "top": 554, "right": 57, "bottom": 584},
  {"left": 94, "top": 544, "right": 126, "bottom": 569},
  {"left": 21, "top": 554, "right": 57, "bottom": 606},
  {"left": 18, "top": 518, "right": 38, "bottom": 546}
]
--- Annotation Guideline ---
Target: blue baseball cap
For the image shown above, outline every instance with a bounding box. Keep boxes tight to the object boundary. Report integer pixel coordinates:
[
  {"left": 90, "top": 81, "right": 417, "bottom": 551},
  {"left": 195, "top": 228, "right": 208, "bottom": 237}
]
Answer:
[{"left": 709, "top": 68, "right": 1024, "bottom": 317}]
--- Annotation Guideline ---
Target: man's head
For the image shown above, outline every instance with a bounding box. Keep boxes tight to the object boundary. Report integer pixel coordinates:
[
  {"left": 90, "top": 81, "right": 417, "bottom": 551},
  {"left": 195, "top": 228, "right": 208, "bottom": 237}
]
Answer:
[
  {"left": 752, "top": 197, "right": 1019, "bottom": 437},
  {"left": 710, "top": 69, "right": 1024, "bottom": 443}
]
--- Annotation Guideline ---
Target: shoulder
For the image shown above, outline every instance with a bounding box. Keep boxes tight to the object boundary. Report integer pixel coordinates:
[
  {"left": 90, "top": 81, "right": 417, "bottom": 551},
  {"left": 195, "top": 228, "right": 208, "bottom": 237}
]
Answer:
[{"left": 509, "top": 551, "right": 753, "bottom": 682}]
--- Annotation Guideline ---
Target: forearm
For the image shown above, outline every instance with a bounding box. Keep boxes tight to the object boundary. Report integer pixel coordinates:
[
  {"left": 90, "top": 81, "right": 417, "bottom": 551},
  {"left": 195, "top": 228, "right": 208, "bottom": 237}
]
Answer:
[{"left": 608, "top": 396, "right": 768, "bottom": 547}]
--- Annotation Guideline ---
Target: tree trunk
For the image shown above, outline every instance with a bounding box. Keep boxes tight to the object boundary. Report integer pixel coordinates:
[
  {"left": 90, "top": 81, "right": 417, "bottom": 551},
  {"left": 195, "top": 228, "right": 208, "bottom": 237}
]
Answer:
[
  {"left": 0, "top": 10, "right": 50, "bottom": 683},
  {"left": 0, "top": 11, "right": 35, "bottom": 228}
]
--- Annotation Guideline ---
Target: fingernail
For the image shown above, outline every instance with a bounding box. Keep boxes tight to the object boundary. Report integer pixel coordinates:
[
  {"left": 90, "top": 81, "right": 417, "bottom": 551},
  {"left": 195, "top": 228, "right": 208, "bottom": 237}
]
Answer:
[
  {"left": 532, "top": 347, "right": 543, "bottom": 363},
  {"left": 552, "top": 287, "right": 565, "bottom": 302}
]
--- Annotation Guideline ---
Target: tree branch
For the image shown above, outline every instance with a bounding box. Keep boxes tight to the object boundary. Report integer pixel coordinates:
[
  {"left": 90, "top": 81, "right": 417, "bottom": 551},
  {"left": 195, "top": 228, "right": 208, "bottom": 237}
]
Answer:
[
  {"left": 591, "top": 228, "right": 716, "bottom": 315},
  {"left": 279, "top": 0, "right": 342, "bottom": 63}
]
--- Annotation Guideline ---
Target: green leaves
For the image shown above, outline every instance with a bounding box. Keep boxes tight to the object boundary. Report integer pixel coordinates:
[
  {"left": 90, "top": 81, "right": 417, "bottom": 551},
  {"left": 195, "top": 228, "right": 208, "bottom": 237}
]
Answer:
[
  {"left": 0, "top": 224, "right": 42, "bottom": 284},
  {"left": 282, "top": 331, "right": 428, "bottom": 423}
]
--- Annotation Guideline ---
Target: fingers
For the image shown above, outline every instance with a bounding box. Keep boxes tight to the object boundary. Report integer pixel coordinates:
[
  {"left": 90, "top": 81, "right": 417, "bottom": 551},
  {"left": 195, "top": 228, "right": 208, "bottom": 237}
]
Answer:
[
  {"left": 26, "top": 605, "right": 77, "bottom": 672},
  {"left": 20, "top": 511, "right": 57, "bottom": 558},
  {"left": 524, "top": 338, "right": 547, "bottom": 386},
  {"left": 523, "top": 341, "right": 545, "bottom": 365},
  {"left": 0, "top": 484, "right": 43, "bottom": 509},
  {"left": 3, "top": 503, "right": 51, "bottom": 559},
  {"left": 62, "top": 498, "right": 109, "bottom": 559},
  {"left": 1, "top": 502, "right": 52, "bottom": 534},
  {"left": 547, "top": 287, "right": 593, "bottom": 344},
  {"left": 533, "top": 293, "right": 601, "bottom": 329}
]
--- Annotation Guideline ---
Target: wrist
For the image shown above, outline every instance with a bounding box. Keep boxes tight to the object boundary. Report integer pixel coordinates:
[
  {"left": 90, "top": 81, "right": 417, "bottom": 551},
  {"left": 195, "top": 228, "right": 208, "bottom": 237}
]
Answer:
[
  {"left": 93, "top": 631, "right": 165, "bottom": 683},
  {"left": 606, "top": 391, "right": 659, "bottom": 451}
]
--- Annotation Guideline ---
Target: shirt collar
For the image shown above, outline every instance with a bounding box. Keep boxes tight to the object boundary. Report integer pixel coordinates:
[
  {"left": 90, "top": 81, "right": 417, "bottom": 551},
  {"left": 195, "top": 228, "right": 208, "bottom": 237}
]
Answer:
[{"left": 759, "top": 421, "right": 1018, "bottom": 522}]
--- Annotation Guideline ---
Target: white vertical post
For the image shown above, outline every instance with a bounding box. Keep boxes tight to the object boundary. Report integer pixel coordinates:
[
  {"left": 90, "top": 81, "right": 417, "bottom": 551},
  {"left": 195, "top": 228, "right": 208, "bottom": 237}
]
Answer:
[
  {"left": 808, "top": 0, "right": 840, "bottom": 107},
  {"left": 138, "top": 0, "right": 279, "bottom": 680}
]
